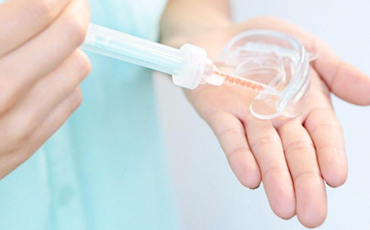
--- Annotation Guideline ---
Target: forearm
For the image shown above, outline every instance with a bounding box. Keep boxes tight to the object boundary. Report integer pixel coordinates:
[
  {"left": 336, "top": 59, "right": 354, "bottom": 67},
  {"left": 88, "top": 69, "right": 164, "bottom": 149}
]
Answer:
[{"left": 160, "top": 0, "right": 232, "bottom": 47}]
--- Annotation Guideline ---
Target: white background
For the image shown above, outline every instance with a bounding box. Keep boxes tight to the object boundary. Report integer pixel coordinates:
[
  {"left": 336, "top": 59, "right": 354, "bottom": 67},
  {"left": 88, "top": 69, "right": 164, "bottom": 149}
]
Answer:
[{"left": 154, "top": 1, "right": 370, "bottom": 229}]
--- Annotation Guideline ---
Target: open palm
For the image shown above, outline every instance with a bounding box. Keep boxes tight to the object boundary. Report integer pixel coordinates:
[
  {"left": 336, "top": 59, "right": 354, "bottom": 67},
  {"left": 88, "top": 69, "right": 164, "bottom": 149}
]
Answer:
[{"left": 185, "top": 17, "right": 370, "bottom": 228}]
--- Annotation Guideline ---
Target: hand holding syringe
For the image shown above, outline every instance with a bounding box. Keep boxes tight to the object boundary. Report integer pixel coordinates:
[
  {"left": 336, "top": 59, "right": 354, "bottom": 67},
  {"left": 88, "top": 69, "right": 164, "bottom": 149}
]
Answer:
[{"left": 0, "top": 0, "right": 278, "bottom": 95}]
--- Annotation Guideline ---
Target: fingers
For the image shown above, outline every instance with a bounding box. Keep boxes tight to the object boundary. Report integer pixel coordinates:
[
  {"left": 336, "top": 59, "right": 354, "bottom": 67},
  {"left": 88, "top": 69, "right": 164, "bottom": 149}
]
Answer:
[
  {"left": 278, "top": 121, "right": 327, "bottom": 228},
  {"left": 245, "top": 118, "right": 295, "bottom": 219},
  {"left": 310, "top": 39, "right": 370, "bottom": 105},
  {"left": 305, "top": 70, "right": 348, "bottom": 187},
  {"left": 240, "top": 17, "right": 370, "bottom": 105},
  {"left": 0, "top": 0, "right": 70, "bottom": 56},
  {"left": 30, "top": 87, "right": 83, "bottom": 151},
  {"left": 0, "top": 87, "right": 83, "bottom": 180},
  {"left": 0, "top": 50, "right": 90, "bottom": 134},
  {"left": 0, "top": 0, "right": 90, "bottom": 92},
  {"left": 207, "top": 112, "right": 261, "bottom": 189},
  {"left": 305, "top": 108, "right": 347, "bottom": 187},
  {"left": 0, "top": 86, "right": 82, "bottom": 179}
]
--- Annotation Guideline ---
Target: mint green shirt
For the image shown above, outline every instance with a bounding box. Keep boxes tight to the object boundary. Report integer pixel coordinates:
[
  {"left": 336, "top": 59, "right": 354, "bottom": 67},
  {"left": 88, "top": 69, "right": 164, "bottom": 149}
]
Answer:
[{"left": 0, "top": 1, "right": 180, "bottom": 229}]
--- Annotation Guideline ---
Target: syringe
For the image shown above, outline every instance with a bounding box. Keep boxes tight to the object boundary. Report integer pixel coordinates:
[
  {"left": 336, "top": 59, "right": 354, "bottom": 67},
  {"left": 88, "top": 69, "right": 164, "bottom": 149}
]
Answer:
[
  {"left": 0, "top": 0, "right": 279, "bottom": 95},
  {"left": 83, "top": 24, "right": 280, "bottom": 95}
]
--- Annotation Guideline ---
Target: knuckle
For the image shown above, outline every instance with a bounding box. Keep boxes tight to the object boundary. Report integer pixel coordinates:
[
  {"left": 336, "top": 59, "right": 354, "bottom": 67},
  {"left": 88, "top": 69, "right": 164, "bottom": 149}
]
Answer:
[
  {"left": 317, "top": 144, "right": 344, "bottom": 155},
  {"left": 226, "top": 147, "right": 250, "bottom": 159},
  {"left": 262, "top": 166, "right": 287, "bottom": 180},
  {"left": 285, "top": 140, "right": 315, "bottom": 154},
  {"left": 83, "top": 0, "right": 91, "bottom": 14},
  {"left": 293, "top": 171, "right": 321, "bottom": 184},
  {"left": 310, "top": 123, "right": 342, "bottom": 135},
  {"left": 0, "top": 81, "right": 21, "bottom": 112},
  {"left": 250, "top": 135, "right": 280, "bottom": 149},
  {"left": 63, "top": 18, "right": 88, "bottom": 47},
  {"left": 54, "top": 51, "right": 90, "bottom": 96},
  {"left": 7, "top": 118, "right": 34, "bottom": 145},
  {"left": 71, "top": 88, "right": 83, "bottom": 109},
  {"left": 30, "top": 0, "right": 56, "bottom": 23},
  {"left": 217, "top": 127, "right": 243, "bottom": 139},
  {"left": 18, "top": 116, "right": 37, "bottom": 138},
  {"left": 73, "top": 51, "right": 92, "bottom": 79}
]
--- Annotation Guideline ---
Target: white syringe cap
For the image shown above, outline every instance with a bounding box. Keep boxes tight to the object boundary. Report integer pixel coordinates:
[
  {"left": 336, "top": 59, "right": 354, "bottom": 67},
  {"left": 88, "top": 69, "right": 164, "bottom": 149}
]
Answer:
[{"left": 172, "top": 44, "right": 209, "bottom": 89}]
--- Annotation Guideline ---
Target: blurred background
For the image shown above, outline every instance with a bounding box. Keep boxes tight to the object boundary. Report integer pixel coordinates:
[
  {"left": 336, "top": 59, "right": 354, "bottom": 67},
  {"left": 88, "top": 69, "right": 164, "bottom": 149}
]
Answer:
[{"left": 154, "top": 0, "right": 370, "bottom": 229}]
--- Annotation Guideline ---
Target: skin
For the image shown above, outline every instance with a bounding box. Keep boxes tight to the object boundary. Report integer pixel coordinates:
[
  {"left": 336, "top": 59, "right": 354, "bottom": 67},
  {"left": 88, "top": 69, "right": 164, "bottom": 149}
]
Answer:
[
  {"left": 0, "top": 0, "right": 369, "bottom": 228},
  {"left": 161, "top": 1, "right": 370, "bottom": 228},
  {"left": 0, "top": 0, "right": 91, "bottom": 179}
]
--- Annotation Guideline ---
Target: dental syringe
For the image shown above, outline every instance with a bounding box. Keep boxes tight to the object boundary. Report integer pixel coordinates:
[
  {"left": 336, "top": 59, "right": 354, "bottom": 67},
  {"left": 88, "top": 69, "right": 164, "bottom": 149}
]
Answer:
[{"left": 83, "top": 24, "right": 280, "bottom": 95}]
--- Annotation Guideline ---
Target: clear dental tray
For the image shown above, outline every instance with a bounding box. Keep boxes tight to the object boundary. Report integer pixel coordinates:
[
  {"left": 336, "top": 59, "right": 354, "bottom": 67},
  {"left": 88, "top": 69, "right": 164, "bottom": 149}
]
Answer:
[{"left": 214, "top": 30, "right": 315, "bottom": 120}]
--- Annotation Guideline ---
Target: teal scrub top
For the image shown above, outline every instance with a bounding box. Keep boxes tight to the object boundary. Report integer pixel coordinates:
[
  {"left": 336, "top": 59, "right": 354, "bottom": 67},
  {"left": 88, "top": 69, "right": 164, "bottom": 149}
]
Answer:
[{"left": 0, "top": 1, "right": 181, "bottom": 229}]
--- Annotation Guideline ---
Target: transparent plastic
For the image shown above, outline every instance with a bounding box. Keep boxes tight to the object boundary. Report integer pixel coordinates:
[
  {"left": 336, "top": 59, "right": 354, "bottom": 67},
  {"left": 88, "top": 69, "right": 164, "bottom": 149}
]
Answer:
[
  {"left": 82, "top": 24, "right": 204, "bottom": 88},
  {"left": 215, "top": 30, "right": 316, "bottom": 119},
  {"left": 82, "top": 24, "right": 276, "bottom": 92}
]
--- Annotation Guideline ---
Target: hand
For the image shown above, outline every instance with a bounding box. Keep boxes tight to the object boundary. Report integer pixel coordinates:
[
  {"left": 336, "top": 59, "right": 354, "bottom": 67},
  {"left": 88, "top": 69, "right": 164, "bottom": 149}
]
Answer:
[
  {"left": 0, "top": 0, "right": 91, "bottom": 179},
  {"left": 185, "top": 17, "right": 370, "bottom": 228}
]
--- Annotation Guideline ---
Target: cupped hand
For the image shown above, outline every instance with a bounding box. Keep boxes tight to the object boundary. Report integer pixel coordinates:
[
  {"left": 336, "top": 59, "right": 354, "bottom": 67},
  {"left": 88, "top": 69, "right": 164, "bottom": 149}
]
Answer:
[
  {"left": 185, "top": 17, "right": 370, "bottom": 228},
  {"left": 0, "top": 0, "right": 91, "bottom": 179}
]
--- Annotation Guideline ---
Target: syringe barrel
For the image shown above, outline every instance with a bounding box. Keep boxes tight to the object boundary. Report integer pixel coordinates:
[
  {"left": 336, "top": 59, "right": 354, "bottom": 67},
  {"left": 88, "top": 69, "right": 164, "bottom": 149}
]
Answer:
[
  {"left": 82, "top": 24, "right": 185, "bottom": 75},
  {"left": 82, "top": 24, "right": 210, "bottom": 89}
]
